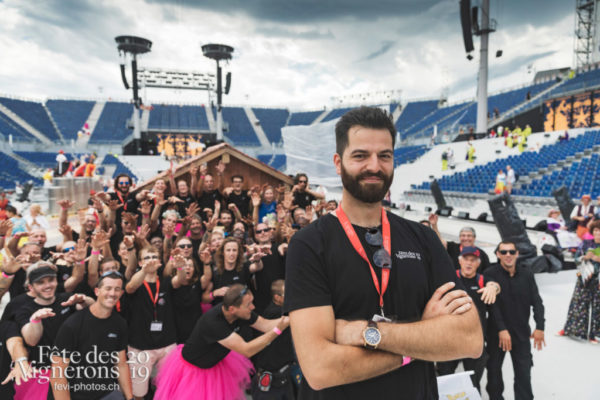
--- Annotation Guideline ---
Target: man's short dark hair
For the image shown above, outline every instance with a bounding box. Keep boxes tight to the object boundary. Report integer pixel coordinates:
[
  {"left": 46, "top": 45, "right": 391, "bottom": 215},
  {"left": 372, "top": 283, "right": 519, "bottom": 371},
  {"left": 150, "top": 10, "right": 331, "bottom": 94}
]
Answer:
[
  {"left": 5, "top": 205, "right": 16, "bottom": 215},
  {"left": 231, "top": 175, "right": 244, "bottom": 182},
  {"left": 495, "top": 240, "right": 517, "bottom": 253},
  {"left": 590, "top": 220, "right": 600, "bottom": 234},
  {"left": 294, "top": 173, "right": 308, "bottom": 185},
  {"left": 271, "top": 279, "right": 284, "bottom": 298},
  {"left": 223, "top": 284, "right": 248, "bottom": 308},
  {"left": 335, "top": 106, "right": 396, "bottom": 156}
]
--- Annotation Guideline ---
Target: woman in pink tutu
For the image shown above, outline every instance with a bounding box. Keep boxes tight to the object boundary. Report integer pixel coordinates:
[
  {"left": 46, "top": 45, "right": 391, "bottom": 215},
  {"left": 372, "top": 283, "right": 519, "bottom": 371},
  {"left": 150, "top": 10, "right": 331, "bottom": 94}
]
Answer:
[{"left": 154, "top": 283, "right": 290, "bottom": 400}]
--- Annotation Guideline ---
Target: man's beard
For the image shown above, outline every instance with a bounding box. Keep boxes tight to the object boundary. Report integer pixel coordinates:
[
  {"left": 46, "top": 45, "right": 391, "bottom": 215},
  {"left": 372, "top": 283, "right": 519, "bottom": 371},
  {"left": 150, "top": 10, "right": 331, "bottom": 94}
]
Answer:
[{"left": 340, "top": 163, "right": 393, "bottom": 204}]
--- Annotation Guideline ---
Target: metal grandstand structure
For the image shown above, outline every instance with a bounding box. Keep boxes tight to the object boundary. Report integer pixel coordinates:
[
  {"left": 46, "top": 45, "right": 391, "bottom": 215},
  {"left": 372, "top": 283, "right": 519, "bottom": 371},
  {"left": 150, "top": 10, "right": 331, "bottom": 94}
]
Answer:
[{"left": 574, "top": 0, "right": 600, "bottom": 69}]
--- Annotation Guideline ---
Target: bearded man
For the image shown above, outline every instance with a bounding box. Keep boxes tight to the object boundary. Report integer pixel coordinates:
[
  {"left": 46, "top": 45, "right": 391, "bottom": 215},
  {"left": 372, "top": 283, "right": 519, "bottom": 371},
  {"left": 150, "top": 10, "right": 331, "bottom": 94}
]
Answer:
[{"left": 284, "top": 106, "right": 483, "bottom": 399}]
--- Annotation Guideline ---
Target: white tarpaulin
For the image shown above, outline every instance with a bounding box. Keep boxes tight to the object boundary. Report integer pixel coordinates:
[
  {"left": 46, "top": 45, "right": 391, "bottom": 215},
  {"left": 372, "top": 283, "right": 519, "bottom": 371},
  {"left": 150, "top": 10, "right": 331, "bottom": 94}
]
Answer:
[
  {"left": 282, "top": 118, "right": 341, "bottom": 187},
  {"left": 436, "top": 371, "right": 481, "bottom": 400}
]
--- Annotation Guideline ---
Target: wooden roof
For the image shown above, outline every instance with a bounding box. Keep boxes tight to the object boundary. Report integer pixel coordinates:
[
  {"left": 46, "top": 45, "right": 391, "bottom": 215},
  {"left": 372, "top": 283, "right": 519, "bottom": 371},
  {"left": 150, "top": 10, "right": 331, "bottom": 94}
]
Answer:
[{"left": 133, "top": 143, "right": 293, "bottom": 193}]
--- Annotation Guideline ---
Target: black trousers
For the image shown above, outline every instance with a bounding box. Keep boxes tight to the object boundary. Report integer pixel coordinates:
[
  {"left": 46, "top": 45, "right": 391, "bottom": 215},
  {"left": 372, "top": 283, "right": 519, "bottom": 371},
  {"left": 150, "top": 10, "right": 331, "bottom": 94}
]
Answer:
[
  {"left": 437, "top": 350, "right": 488, "bottom": 392},
  {"left": 486, "top": 333, "right": 533, "bottom": 400}
]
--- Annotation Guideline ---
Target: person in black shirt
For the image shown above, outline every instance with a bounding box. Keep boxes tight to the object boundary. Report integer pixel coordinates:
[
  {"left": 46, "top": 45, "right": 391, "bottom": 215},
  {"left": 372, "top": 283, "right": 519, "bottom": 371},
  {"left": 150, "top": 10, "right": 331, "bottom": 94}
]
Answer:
[
  {"left": 205, "top": 237, "right": 264, "bottom": 304},
  {"left": 51, "top": 271, "right": 133, "bottom": 400},
  {"left": 15, "top": 262, "right": 94, "bottom": 398},
  {"left": 196, "top": 173, "right": 224, "bottom": 220},
  {"left": 224, "top": 175, "right": 251, "bottom": 218},
  {"left": 252, "top": 279, "right": 296, "bottom": 399},
  {"left": 284, "top": 107, "right": 482, "bottom": 399},
  {"left": 445, "top": 226, "right": 491, "bottom": 272},
  {"left": 0, "top": 320, "right": 32, "bottom": 399},
  {"left": 437, "top": 246, "right": 501, "bottom": 392},
  {"left": 292, "top": 173, "right": 324, "bottom": 210},
  {"left": 154, "top": 284, "right": 290, "bottom": 400},
  {"left": 485, "top": 240, "right": 546, "bottom": 400},
  {"left": 100, "top": 174, "right": 144, "bottom": 230},
  {"left": 124, "top": 246, "right": 177, "bottom": 400},
  {"left": 7, "top": 242, "right": 42, "bottom": 299},
  {"left": 252, "top": 222, "right": 286, "bottom": 314}
]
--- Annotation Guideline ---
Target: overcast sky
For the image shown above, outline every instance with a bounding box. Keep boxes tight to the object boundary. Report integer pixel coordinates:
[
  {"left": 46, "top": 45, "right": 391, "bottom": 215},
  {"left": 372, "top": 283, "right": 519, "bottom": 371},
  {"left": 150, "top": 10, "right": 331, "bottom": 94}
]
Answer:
[{"left": 0, "top": 0, "right": 574, "bottom": 109}]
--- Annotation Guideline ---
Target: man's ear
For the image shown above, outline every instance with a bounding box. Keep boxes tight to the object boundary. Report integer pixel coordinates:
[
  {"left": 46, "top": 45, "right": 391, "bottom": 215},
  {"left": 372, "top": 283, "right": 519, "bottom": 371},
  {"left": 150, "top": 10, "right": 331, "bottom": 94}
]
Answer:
[{"left": 333, "top": 153, "right": 342, "bottom": 176}]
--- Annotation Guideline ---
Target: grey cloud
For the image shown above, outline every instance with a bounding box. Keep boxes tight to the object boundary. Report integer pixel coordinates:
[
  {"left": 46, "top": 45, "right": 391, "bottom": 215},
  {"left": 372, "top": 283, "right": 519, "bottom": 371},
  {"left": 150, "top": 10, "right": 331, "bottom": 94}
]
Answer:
[
  {"left": 357, "top": 41, "right": 395, "bottom": 62},
  {"left": 255, "top": 26, "right": 335, "bottom": 40}
]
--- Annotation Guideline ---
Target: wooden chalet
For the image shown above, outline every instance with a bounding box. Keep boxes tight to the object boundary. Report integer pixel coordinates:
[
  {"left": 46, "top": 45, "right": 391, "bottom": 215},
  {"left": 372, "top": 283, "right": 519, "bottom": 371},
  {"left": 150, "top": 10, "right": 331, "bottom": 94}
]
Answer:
[{"left": 133, "top": 143, "right": 293, "bottom": 193}]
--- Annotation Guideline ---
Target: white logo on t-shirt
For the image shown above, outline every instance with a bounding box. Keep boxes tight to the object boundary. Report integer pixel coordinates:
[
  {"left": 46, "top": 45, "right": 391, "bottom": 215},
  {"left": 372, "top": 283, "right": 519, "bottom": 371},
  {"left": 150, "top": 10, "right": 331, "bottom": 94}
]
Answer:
[
  {"left": 107, "top": 333, "right": 118, "bottom": 338},
  {"left": 61, "top": 308, "right": 70, "bottom": 314},
  {"left": 395, "top": 251, "right": 422, "bottom": 261}
]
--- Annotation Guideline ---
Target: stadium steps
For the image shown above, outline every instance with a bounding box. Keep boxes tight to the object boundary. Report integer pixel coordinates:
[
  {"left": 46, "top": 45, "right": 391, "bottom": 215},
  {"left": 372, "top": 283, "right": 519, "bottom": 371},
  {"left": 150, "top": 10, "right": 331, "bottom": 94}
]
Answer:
[
  {"left": 206, "top": 106, "right": 216, "bottom": 133},
  {"left": 411, "top": 102, "right": 472, "bottom": 139},
  {"left": 0, "top": 103, "right": 53, "bottom": 145},
  {"left": 392, "top": 104, "right": 404, "bottom": 125},
  {"left": 243, "top": 108, "right": 271, "bottom": 148},
  {"left": 42, "top": 103, "right": 66, "bottom": 144},
  {"left": 80, "top": 101, "right": 105, "bottom": 146},
  {"left": 311, "top": 110, "right": 330, "bottom": 125},
  {"left": 141, "top": 108, "right": 150, "bottom": 132},
  {"left": 4, "top": 151, "right": 43, "bottom": 177}
]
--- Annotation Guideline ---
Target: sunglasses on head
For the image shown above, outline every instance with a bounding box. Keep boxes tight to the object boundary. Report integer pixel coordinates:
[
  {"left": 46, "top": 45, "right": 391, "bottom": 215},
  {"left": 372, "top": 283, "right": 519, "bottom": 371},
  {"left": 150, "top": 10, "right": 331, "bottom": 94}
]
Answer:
[
  {"left": 62, "top": 246, "right": 75, "bottom": 253},
  {"left": 498, "top": 249, "right": 517, "bottom": 255},
  {"left": 365, "top": 228, "right": 392, "bottom": 269},
  {"left": 255, "top": 228, "right": 271, "bottom": 234},
  {"left": 177, "top": 243, "right": 193, "bottom": 249},
  {"left": 236, "top": 286, "right": 249, "bottom": 301},
  {"left": 97, "top": 270, "right": 124, "bottom": 286}
]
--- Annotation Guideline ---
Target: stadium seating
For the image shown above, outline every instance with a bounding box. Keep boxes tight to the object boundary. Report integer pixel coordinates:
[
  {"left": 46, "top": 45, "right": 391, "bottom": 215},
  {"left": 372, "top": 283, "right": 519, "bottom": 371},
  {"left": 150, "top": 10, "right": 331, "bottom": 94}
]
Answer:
[
  {"left": 548, "top": 68, "right": 600, "bottom": 98},
  {"left": 394, "top": 145, "right": 427, "bottom": 167},
  {"left": 395, "top": 100, "right": 439, "bottom": 134},
  {"left": 0, "top": 97, "right": 61, "bottom": 141},
  {"left": 102, "top": 154, "right": 138, "bottom": 180},
  {"left": 288, "top": 110, "right": 322, "bottom": 126},
  {"left": 321, "top": 107, "right": 353, "bottom": 123},
  {"left": 402, "top": 102, "right": 472, "bottom": 140},
  {"left": 257, "top": 154, "right": 286, "bottom": 171},
  {"left": 46, "top": 100, "right": 95, "bottom": 141},
  {"left": 0, "top": 152, "right": 41, "bottom": 189},
  {"left": 15, "top": 151, "right": 82, "bottom": 170},
  {"left": 0, "top": 111, "right": 39, "bottom": 142},
  {"left": 148, "top": 104, "right": 209, "bottom": 131},
  {"left": 90, "top": 102, "right": 133, "bottom": 144},
  {"left": 252, "top": 108, "right": 289, "bottom": 145},
  {"left": 414, "top": 130, "right": 600, "bottom": 197},
  {"left": 222, "top": 107, "right": 261, "bottom": 146}
]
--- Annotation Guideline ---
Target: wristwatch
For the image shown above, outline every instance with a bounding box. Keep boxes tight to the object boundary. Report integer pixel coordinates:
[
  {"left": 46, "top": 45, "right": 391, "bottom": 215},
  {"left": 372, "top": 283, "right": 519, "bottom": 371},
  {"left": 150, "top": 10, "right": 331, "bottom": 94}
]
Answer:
[{"left": 362, "top": 320, "right": 381, "bottom": 350}]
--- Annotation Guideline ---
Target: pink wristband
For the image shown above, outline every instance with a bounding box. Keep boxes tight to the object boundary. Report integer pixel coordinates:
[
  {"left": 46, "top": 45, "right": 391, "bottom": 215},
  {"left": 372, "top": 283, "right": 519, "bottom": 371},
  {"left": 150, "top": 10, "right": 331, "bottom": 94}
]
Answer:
[
  {"left": 91, "top": 250, "right": 101, "bottom": 255},
  {"left": 177, "top": 267, "right": 183, "bottom": 270},
  {"left": 1, "top": 271, "right": 14, "bottom": 278},
  {"left": 273, "top": 327, "right": 282, "bottom": 335},
  {"left": 209, "top": 292, "right": 214, "bottom": 300},
  {"left": 29, "top": 318, "right": 41, "bottom": 324}
]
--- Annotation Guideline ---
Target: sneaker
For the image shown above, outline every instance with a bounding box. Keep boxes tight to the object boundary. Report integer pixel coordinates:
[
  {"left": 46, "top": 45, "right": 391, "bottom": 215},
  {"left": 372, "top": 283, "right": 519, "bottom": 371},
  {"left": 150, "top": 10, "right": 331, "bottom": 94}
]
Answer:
[
  {"left": 590, "top": 339, "right": 599, "bottom": 344},
  {"left": 555, "top": 329, "right": 565, "bottom": 337}
]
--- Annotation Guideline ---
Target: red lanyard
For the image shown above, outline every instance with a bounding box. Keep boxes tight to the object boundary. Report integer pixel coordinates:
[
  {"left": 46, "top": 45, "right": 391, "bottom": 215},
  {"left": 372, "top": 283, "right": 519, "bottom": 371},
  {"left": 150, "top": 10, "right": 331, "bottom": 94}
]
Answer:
[
  {"left": 143, "top": 279, "right": 160, "bottom": 320},
  {"left": 336, "top": 204, "right": 391, "bottom": 311},
  {"left": 116, "top": 192, "right": 127, "bottom": 211}
]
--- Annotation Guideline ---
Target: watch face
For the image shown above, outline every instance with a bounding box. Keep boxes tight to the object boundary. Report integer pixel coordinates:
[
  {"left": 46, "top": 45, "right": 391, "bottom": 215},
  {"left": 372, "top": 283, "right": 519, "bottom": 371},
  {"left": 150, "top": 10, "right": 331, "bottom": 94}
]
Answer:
[{"left": 365, "top": 327, "right": 381, "bottom": 346}]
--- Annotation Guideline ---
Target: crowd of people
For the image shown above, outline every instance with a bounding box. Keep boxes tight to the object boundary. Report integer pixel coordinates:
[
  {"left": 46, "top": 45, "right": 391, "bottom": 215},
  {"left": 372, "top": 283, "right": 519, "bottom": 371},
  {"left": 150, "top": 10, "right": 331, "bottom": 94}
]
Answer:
[{"left": 0, "top": 159, "right": 329, "bottom": 399}]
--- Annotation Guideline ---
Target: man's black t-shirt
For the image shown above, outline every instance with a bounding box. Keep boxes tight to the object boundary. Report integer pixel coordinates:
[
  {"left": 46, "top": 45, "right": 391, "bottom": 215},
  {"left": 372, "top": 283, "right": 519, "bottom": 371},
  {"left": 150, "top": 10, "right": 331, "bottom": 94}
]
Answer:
[
  {"left": 172, "top": 280, "right": 204, "bottom": 344},
  {"left": 8, "top": 268, "right": 27, "bottom": 299},
  {"left": 227, "top": 191, "right": 251, "bottom": 217},
  {"left": 15, "top": 292, "right": 77, "bottom": 367},
  {"left": 0, "top": 320, "right": 20, "bottom": 399},
  {"left": 182, "top": 304, "right": 258, "bottom": 368},
  {"left": 457, "top": 272, "right": 495, "bottom": 332},
  {"left": 54, "top": 308, "right": 128, "bottom": 400},
  {"left": 109, "top": 191, "right": 139, "bottom": 229},
  {"left": 293, "top": 191, "right": 316, "bottom": 210},
  {"left": 253, "top": 244, "right": 285, "bottom": 314},
  {"left": 126, "top": 277, "right": 177, "bottom": 350},
  {"left": 1, "top": 293, "right": 35, "bottom": 322},
  {"left": 253, "top": 302, "right": 294, "bottom": 371},
  {"left": 197, "top": 189, "right": 223, "bottom": 220},
  {"left": 446, "top": 242, "right": 490, "bottom": 273},
  {"left": 284, "top": 212, "right": 462, "bottom": 400}
]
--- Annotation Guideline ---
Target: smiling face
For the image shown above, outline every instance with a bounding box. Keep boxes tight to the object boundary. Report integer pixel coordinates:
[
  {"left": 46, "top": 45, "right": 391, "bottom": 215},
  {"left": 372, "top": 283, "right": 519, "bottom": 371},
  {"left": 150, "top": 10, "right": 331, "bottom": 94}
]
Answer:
[
  {"left": 29, "top": 229, "right": 47, "bottom": 246},
  {"left": 263, "top": 188, "right": 274, "bottom": 203},
  {"left": 459, "top": 254, "right": 481, "bottom": 278},
  {"left": 30, "top": 276, "right": 57, "bottom": 302},
  {"left": 177, "top": 180, "right": 189, "bottom": 197},
  {"left": 334, "top": 126, "right": 394, "bottom": 204},
  {"left": 496, "top": 242, "right": 519, "bottom": 270},
  {"left": 204, "top": 175, "right": 215, "bottom": 191},
  {"left": 154, "top": 179, "right": 166, "bottom": 193},
  {"left": 459, "top": 230, "right": 476, "bottom": 247},
  {"left": 176, "top": 238, "right": 193, "bottom": 258},
  {"left": 95, "top": 276, "right": 123, "bottom": 310}
]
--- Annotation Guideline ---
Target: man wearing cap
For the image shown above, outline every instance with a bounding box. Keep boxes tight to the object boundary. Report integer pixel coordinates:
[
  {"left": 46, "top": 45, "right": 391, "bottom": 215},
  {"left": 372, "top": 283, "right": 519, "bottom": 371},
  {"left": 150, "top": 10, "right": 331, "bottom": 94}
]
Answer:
[
  {"left": 571, "top": 194, "right": 594, "bottom": 238},
  {"left": 445, "top": 226, "right": 491, "bottom": 272},
  {"left": 15, "top": 262, "right": 94, "bottom": 398},
  {"left": 51, "top": 270, "right": 133, "bottom": 400},
  {"left": 485, "top": 241, "right": 545, "bottom": 400},
  {"left": 437, "top": 246, "right": 501, "bottom": 392}
]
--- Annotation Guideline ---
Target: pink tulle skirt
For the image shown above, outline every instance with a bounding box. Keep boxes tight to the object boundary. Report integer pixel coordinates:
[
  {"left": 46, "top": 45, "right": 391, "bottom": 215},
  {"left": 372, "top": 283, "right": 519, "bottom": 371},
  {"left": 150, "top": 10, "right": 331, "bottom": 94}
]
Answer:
[
  {"left": 14, "top": 369, "right": 49, "bottom": 400},
  {"left": 154, "top": 344, "right": 254, "bottom": 400}
]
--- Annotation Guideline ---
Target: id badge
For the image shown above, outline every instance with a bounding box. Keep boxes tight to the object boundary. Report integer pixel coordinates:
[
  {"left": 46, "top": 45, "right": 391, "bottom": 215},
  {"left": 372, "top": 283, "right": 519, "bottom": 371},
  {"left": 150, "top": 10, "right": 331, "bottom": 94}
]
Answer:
[
  {"left": 371, "top": 314, "right": 391, "bottom": 323},
  {"left": 150, "top": 321, "right": 163, "bottom": 332}
]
